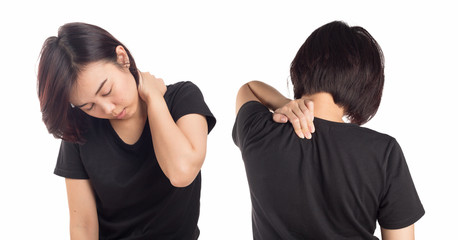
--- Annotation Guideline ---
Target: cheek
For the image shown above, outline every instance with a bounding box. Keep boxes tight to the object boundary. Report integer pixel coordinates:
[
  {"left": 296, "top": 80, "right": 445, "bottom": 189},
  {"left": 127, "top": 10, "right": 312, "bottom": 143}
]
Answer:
[
  {"left": 115, "top": 79, "right": 138, "bottom": 104},
  {"left": 126, "top": 76, "right": 139, "bottom": 100}
]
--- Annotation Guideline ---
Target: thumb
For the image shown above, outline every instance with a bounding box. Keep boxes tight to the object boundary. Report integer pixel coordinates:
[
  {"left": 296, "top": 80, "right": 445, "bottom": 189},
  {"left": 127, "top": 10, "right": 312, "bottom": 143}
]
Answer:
[{"left": 273, "top": 113, "right": 288, "bottom": 123}]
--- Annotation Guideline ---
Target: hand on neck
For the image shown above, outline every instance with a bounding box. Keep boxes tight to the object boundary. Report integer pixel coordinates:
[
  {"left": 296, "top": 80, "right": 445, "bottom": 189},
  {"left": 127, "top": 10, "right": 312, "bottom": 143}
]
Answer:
[{"left": 301, "top": 92, "right": 345, "bottom": 123}]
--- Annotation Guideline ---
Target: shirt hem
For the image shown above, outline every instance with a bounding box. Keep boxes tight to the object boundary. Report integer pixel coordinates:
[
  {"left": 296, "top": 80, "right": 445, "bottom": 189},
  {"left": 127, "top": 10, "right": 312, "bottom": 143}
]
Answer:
[
  {"left": 379, "top": 209, "right": 425, "bottom": 229},
  {"left": 54, "top": 167, "right": 89, "bottom": 179}
]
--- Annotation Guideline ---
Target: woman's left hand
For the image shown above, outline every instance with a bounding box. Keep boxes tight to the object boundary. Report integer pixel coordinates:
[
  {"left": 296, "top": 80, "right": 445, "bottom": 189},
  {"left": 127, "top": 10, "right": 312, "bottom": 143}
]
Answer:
[{"left": 137, "top": 71, "right": 167, "bottom": 102}]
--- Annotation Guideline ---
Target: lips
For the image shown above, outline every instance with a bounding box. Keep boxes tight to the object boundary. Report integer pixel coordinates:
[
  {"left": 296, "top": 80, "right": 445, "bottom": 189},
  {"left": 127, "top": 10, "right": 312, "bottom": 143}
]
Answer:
[{"left": 115, "top": 108, "right": 127, "bottom": 119}]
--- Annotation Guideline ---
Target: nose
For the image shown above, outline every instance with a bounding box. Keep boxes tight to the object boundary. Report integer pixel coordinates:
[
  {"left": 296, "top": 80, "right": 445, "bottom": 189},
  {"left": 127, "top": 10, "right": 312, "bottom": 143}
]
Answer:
[{"left": 100, "top": 101, "right": 116, "bottom": 115}]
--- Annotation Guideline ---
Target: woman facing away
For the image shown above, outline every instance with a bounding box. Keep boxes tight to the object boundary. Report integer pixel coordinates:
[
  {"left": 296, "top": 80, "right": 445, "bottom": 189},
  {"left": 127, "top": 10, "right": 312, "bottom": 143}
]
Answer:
[
  {"left": 37, "top": 22, "right": 216, "bottom": 239},
  {"left": 233, "top": 21, "right": 424, "bottom": 239}
]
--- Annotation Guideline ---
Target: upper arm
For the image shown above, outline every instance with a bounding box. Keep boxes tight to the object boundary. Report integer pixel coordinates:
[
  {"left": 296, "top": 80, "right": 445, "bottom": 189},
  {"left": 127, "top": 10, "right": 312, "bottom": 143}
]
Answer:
[
  {"left": 65, "top": 178, "right": 98, "bottom": 238},
  {"left": 176, "top": 113, "right": 209, "bottom": 166},
  {"left": 236, "top": 83, "right": 260, "bottom": 115},
  {"left": 381, "top": 224, "right": 415, "bottom": 240}
]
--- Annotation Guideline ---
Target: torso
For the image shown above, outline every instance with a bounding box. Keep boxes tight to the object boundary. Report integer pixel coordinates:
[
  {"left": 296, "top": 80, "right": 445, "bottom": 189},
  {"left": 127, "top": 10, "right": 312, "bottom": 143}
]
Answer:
[{"left": 233, "top": 101, "right": 424, "bottom": 239}]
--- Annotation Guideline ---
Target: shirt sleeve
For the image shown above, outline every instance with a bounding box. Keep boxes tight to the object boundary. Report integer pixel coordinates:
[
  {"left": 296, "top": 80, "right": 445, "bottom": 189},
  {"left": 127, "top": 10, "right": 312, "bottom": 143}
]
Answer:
[
  {"left": 232, "top": 101, "right": 271, "bottom": 149},
  {"left": 165, "top": 81, "right": 216, "bottom": 133},
  {"left": 54, "top": 140, "right": 89, "bottom": 179},
  {"left": 377, "top": 139, "right": 425, "bottom": 229}
]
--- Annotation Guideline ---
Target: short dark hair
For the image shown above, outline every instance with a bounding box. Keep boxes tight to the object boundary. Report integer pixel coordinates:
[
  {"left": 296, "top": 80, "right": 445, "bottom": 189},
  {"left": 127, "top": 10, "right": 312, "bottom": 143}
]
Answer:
[
  {"left": 290, "top": 21, "right": 385, "bottom": 125},
  {"left": 37, "top": 22, "right": 139, "bottom": 143}
]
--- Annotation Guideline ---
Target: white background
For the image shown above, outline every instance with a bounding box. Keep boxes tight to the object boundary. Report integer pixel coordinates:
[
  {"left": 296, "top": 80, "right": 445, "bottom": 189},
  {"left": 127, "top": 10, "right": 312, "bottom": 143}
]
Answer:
[{"left": 1, "top": 0, "right": 457, "bottom": 239}]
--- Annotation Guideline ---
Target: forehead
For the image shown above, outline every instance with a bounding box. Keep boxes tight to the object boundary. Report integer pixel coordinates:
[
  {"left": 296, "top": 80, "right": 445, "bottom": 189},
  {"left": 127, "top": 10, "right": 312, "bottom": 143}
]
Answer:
[{"left": 69, "top": 61, "right": 114, "bottom": 102}]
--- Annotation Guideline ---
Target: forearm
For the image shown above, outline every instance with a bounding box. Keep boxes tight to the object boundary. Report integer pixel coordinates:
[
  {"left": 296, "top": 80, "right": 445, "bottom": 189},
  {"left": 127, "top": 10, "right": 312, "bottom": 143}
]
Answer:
[
  {"left": 146, "top": 94, "right": 204, "bottom": 187},
  {"left": 70, "top": 225, "right": 98, "bottom": 240},
  {"left": 246, "top": 80, "right": 290, "bottom": 111},
  {"left": 66, "top": 179, "right": 98, "bottom": 240}
]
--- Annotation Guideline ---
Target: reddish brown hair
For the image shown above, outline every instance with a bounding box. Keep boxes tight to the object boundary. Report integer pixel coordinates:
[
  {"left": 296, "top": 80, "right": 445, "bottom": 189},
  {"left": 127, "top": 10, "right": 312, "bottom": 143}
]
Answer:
[
  {"left": 290, "top": 21, "right": 385, "bottom": 125},
  {"left": 37, "top": 22, "right": 139, "bottom": 143}
]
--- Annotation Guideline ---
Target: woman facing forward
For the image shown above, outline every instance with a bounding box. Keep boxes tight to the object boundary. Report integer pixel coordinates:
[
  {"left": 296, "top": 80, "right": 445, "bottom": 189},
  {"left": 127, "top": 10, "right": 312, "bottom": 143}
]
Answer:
[
  {"left": 37, "top": 22, "right": 216, "bottom": 239},
  {"left": 233, "top": 21, "right": 424, "bottom": 239}
]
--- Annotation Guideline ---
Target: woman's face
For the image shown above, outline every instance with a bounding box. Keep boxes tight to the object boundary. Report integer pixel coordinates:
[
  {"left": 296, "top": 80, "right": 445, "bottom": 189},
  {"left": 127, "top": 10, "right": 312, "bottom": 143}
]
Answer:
[{"left": 69, "top": 60, "right": 139, "bottom": 120}]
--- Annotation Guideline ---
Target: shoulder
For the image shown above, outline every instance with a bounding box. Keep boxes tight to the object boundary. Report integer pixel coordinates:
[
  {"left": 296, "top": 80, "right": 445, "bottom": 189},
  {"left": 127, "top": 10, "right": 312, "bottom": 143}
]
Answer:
[
  {"left": 234, "top": 101, "right": 271, "bottom": 128},
  {"left": 164, "top": 81, "right": 216, "bottom": 132},
  {"left": 164, "top": 80, "right": 209, "bottom": 110},
  {"left": 355, "top": 124, "right": 397, "bottom": 148},
  {"left": 358, "top": 126, "right": 399, "bottom": 158},
  {"left": 233, "top": 101, "right": 276, "bottom": 148},
  {"left": 318, "top": 118, "right": 395, "bottom": 145},
  {"left": 165, "top": 81, "right": 200, "bottom": 97},
  {"left": 328, "top": 121, "right": 402, "bottom": 161},
  {"left": 238, "top": 101, "right": 269, "bottom": 114},
  {"left": 164, "top": 81, "right": 206, "bottom": 106}
]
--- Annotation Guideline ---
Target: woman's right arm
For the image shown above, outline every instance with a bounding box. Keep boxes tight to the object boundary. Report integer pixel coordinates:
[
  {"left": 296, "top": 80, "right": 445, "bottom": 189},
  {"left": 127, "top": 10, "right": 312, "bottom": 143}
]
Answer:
[
  {"left": 381, "top": 225, "right": 415, "bottom": 240},
  {"left": 65, "top": 178, "right": 99, "bottom": 240}
]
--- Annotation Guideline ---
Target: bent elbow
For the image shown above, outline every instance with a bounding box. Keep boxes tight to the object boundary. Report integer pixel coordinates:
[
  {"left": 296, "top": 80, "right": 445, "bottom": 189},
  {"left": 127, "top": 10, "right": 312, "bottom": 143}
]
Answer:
[
  {"left": 167, "top": 160, "right": 203, "bottom": 188},
  {"left": 169, "top": 173, "right": 198, "bottom": 188},
  {"left": 170, "top": 178, "right": 193, "bottom": 188}
]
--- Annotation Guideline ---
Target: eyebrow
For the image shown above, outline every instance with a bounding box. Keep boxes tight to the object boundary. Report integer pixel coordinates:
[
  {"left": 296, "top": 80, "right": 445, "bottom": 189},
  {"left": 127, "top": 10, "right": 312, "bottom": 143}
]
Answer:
[
  {"left": 75, "top": 79, "right": 107, "bottom": 108},
  {"left": 95, "top": 79, "right": 108, "bottom": 96}
]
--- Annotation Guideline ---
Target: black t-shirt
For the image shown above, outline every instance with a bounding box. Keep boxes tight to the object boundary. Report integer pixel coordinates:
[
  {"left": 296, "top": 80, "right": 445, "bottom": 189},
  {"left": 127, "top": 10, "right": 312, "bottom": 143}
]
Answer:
[
  {"left": 55, "top": 81, "right": 216, "bottom": 240},
  {"left": 233, "top": 101, "right": 424, "bottom": 240}
]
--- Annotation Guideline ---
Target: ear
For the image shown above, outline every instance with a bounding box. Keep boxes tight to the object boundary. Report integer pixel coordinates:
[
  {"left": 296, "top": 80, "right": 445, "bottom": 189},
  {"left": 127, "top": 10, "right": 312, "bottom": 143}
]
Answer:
[{"left": 115, "top": 45, "right": 130, "bottom": 67}]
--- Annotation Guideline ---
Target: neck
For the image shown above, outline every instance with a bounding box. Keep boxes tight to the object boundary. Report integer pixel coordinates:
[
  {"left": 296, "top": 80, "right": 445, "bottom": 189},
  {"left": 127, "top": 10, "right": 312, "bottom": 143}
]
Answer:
[
  {"left": 108, "top": 97, "right": 148, "bottom": 144},
  {"left": 301, "top": 92, "right": 345, "bottom": 123}
]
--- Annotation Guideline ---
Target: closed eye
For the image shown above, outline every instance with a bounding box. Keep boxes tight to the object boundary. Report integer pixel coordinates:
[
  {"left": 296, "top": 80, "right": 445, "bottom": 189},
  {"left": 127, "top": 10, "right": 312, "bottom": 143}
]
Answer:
[
  {"left": 86, "top": 103, "right": 95, "bottom": 111},
  {"left": 102, "top": 88, "right": 112, "bottom": 97}
]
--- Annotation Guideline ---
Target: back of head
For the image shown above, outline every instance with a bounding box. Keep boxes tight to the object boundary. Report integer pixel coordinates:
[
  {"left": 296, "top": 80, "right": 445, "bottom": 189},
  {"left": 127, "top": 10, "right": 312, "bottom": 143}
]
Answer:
[
  {"left": 37, "top": 22, "right": 138, "bottom": 143},
  {"left": 290, "top": 21, "right": 385, "bottom": 125}
]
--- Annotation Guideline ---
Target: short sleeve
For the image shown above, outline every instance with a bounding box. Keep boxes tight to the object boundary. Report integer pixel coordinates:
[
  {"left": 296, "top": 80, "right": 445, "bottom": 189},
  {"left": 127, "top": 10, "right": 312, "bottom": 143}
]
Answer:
[
  {"left": 232, "top": 101, "right": 271, "bottom": 149},
  {"left": 165, "top": 81, "right": 216, "bottom": 133},
  {"left": 54, "top": 140, "right": 89, "bottom": 179},
  {"left": 377, "top": 139, "right": 425, "bottom": 229}
]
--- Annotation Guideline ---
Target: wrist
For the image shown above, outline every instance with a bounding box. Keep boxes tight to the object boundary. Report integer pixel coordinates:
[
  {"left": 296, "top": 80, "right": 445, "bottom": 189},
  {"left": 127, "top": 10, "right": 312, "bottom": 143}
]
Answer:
[
  {"left": 277, "top": 97, "right": 291, "bottom": 109},
  {"left": 144, "top": 91, "right": 164, "bottom": 108},
  {"left": 269, "top": 96, "right": 291, "bottom": 111}
]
